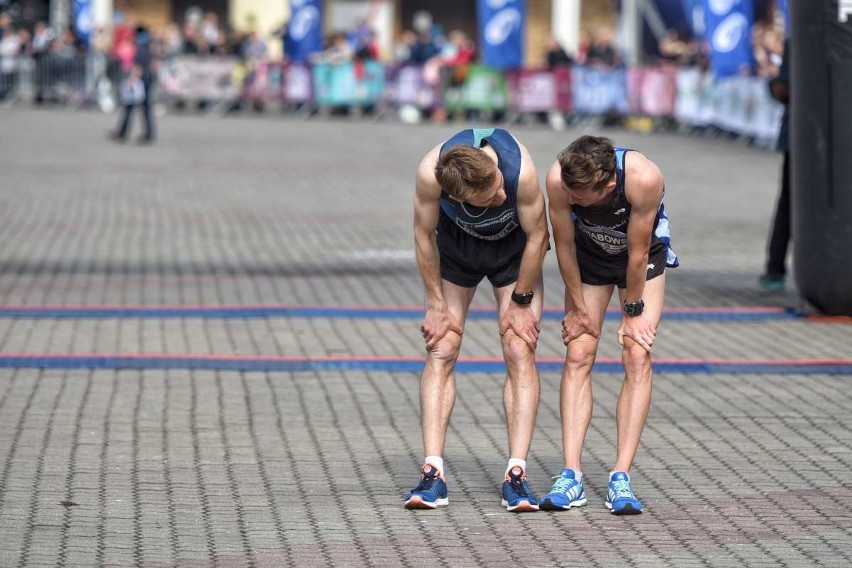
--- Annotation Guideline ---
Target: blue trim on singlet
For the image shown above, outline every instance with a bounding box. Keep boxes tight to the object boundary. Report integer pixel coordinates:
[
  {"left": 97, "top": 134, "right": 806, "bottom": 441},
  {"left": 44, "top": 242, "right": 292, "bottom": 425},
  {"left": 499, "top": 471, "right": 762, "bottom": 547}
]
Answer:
[
  {"left": 438, "top": 129, "right": 522, "bottom": 240},
  {"left": 573, "top": 147, "right": 678, "bottom": 267},
  {"left": 614, "top": 147, "right": 627, "bottom": 194}
]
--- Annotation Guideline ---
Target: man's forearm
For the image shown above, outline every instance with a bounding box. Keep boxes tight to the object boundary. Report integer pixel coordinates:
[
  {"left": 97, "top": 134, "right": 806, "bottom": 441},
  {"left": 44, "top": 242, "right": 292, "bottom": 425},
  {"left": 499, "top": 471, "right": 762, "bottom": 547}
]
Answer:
[
  {"left": 415, "top": 232, "right": 445, "bottom": 308},
  {"left": 554, "top": 241, "right": 585, "bottom": 311},
  {"left": 624, "top": 254, "right": 649, "bottom": 303},
  {"left": 513, "top": 228, "right": 548, "bottom": 293}
]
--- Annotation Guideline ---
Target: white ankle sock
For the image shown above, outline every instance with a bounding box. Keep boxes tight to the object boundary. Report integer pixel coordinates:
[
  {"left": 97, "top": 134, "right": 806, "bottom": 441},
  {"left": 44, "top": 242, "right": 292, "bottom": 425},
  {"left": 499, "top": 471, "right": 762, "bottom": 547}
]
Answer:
[
  {"left": 424, "top": 456, "right": 444, "bottom": 477},
  {"left": 506, "top": 458, "right": 527, "bottom": 476}
]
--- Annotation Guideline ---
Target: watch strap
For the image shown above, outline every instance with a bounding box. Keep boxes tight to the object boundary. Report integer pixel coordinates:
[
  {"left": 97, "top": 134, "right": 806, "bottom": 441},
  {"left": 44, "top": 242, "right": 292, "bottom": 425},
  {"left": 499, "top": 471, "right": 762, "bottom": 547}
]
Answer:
[{"left": 511, "top": 290, "right": 534, "bottom": 305}]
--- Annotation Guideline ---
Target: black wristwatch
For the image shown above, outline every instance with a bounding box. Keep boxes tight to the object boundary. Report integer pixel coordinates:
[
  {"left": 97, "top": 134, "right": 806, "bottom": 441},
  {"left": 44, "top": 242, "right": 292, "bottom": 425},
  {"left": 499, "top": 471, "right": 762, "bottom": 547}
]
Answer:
[
  {"left": 623, "top": 299, "right": 645, "bottom": 317},
  {"left": 511, "top": 290, "right": 534, "bottom": 305}
]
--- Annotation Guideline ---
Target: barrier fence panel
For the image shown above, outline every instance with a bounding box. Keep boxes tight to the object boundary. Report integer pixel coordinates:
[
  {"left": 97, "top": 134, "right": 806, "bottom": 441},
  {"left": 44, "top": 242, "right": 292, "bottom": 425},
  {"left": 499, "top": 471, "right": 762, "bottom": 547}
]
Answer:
[
  {"left": 282, "top": 63, "right": 313, "bottom": 105},
  {"left": 8, "top": 55, "right": 784, "bottom": 145},
  {"left": 159, "top": 56, "right": 240, "bottom": 103},
  {"left": 243, "top": 61, "right": 285, "bottom": 103},
  {"left": 443, "top": 64, "right": 508, "bottom": 113},
  {"left": 627, "top": 66, "right": 677, "bottom": 117},
  {"left": 506, "top": 68, "right": 572, "bottom": 113},
  {"left": 571, "top": 66, "right": 629, "bottom": 115},
  {"left": 386, "top": 65, "right": 435, "bottom": 109},
  {"left": 312, "top": 61, "right": 384, "bottom": 108},
  {"left": 553, "top": 67, "right": 573, "bottom": 113},
  {"left": 6, "top": 54, "right": 93, "bottom": 105}
]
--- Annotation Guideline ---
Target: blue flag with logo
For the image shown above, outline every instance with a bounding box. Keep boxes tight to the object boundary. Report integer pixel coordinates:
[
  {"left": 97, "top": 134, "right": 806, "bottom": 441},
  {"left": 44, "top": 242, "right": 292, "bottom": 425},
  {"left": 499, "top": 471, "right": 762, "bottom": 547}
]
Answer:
[
  {"left": 73, "top": 0, "right": 93, "bottom": 44},
  {"left": 285, "top": 0, "right": 323, "bottom": 63},
  {"left": 703, "top": 0, "right": 753, "bottom": 78},
  {"left": 478, "top": 0, "right": 525, "bottom": 70}
]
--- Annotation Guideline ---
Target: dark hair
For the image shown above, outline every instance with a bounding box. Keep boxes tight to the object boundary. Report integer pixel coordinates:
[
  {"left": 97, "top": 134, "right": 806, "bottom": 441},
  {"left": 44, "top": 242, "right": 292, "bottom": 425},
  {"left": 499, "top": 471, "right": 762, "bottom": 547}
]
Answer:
[
  {"left": 557, "top": 135, "right": 616, "bottom": 191},
  {"left": 435, "top": 145, "right": 497, "bottom": 201}
]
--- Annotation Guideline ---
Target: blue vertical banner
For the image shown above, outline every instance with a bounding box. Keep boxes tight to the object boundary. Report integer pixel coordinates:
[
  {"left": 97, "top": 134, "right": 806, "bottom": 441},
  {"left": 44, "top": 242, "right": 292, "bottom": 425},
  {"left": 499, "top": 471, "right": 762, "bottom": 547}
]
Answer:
[
  {"left": 285, "top": 0, "right": 323, "bottom": 63},
  {"left": 703, "top": 0, "right": 753, "bottom": 78},
  {"left": 73, "top": 0, "right": 93, "bottom": 44},
  {"left": 478, "top": 0, "right": 525, "bottom": 70}
]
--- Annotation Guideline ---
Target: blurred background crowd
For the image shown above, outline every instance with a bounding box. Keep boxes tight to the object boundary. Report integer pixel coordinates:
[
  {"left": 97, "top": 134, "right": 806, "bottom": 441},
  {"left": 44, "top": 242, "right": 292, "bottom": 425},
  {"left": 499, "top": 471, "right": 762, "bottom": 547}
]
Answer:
[{"left": 0, "top": 0, "right": 789, "bottom": 144}]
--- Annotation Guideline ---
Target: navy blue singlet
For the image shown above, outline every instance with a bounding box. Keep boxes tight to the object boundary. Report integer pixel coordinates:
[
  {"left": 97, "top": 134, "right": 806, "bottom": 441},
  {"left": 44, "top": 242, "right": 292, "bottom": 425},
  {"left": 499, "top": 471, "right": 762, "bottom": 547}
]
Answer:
[
  {"left": 572, "top": 148, "right": 679, "bottom": 267},
  {"left": 439, "top": 128, "right": 522, "bottom": 241}
]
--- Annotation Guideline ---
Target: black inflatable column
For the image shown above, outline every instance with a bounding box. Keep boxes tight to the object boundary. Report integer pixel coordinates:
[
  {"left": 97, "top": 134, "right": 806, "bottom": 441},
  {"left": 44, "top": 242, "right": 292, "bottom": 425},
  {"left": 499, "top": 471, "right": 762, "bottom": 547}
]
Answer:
[{"left": 790, "top": 0, "right": 852, "bottom": 314}]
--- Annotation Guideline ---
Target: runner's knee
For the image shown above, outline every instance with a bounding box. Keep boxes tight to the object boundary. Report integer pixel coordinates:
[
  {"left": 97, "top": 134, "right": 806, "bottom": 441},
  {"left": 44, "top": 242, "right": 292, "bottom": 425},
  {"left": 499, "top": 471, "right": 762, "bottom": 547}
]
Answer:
[
  {"left": 429, "top": 332, "right": 462, "bottom": 362},
  {"left": 565, "top": 339, "right": 598, "bottom": 371},
  {"left": 621, "top": 339, "right": 651, "bottom": 375},
  {"left": 500, "top": 329, "right": 534, "bottom": 362}
]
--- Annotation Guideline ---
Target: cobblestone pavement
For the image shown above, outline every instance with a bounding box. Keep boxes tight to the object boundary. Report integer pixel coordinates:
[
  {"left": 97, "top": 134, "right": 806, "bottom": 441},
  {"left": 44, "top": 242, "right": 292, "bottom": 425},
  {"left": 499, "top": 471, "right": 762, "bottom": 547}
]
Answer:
[{"left": 1, "top": 108, "right": 850, "bottom": 567}]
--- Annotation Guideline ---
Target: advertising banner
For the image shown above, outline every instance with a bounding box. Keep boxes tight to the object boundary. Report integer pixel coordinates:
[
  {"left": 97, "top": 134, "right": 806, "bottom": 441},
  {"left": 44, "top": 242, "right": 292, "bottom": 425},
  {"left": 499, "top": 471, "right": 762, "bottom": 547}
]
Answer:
[
  {"left": 571, "top": 66, "right": 628, "bottom": 115},
  {"left": 312, "top": 61, "right": 384, "bottom": 107},
  {"left": 477, "top": 0, "right": 525, "bottom": 70},
  {"left": 444, "top": 64, "right": 508, "bottom": 111}
]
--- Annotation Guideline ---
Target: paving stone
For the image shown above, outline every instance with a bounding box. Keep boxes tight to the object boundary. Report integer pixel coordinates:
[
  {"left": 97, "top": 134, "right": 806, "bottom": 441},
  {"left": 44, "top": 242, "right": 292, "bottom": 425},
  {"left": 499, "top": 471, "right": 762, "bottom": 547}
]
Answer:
[{"left": 0, "top": 108, "right": 850, "bottom": 567}]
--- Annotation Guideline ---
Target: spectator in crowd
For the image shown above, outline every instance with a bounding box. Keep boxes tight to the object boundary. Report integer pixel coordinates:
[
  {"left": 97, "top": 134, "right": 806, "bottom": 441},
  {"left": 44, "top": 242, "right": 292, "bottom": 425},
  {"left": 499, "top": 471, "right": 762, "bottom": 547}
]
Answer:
[
  {"left": 439, "top": 29, "right": 475, "bottom": 85},
  {"left": 52, "top": 28, "right": 84, "bottom": 58},
  {"left": 201, "top": 12, "right": 220, "bottom": 47},
  {"left": 349, "top": 19, "right": 379, "bottom": 61},
  {"left": 587, "top": 26, "right": 621, "bottom": 68},
  {"left": 544, "top": 35, "right": 573, "bottom": 70},
  {"left": 211, "top": 29, "right": 229, "bottom": 57},
  {"left": 310, "top": 32, "right": 353, "bottom": 65},
  {"left": 181, "top": 23, "right": 199, "bottom": 54},
  {"left": 441, "top": 30, "right": 475, "bottom": 66},
  {"left": 110, "top": 25, "right": 156, "bottom": 143},
  {"left": 31, "top": 20, "right": 53, "bottom": 103},
  {"left": 393, "top": 29, "right": 417, "bottom": 64},
  {"left": 405, "top": 128, "right": 549, "bottom": 512},
  {"left": 0, "top": 12, "right": 21, "bottom": 100},
  {"left": 162, "top": 23, "right": 183, "bottom": 57},
  {"left": 575, "top": 29, "right": 592, "bottom": 65},
  {"left": 658, "top": 29, "right": 701, "bottom": 66},
  {"left": 240, "top": 30, "right": 267, "bottom": 62},
  {"left": 114, "top": 32, "right": 135, "bottom": 71},
  {"left": 542, "top": 135, "right": 678, "bottom": 515},
  {"left": 759, "top": 38, "right": 790, "bottom": 291},
  {"left": 752, "top": 25, "right": 783, "bottom": 79},
  {"left": 408, "top": 30, "right": 440, "bottom": 65},
  {"left": 353, "top": 27, "right": 379, "bottom": 61}
]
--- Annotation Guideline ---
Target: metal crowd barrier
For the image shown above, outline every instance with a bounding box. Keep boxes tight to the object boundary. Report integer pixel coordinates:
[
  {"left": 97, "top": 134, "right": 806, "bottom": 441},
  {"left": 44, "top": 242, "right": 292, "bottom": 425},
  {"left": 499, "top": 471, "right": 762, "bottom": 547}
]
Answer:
[
  {"left": 0, "top": 53, "right": 119, "bottom": 108},
  {"left": 1, "top": 54, "right": 784, "bottom": 145}
]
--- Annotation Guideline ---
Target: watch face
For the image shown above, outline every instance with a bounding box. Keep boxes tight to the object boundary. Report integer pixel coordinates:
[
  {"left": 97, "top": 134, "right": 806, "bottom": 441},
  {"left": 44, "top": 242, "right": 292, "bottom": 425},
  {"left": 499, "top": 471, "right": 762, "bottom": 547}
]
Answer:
[{"left": 624, "top": 301, "right": 644, "bottom": 316}]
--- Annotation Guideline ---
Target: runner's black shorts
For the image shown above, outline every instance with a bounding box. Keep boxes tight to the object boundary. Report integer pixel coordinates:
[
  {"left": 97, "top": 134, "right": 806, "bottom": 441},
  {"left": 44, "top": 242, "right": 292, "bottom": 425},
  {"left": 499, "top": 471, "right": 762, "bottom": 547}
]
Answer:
[
  {"left": 576, "top": 238, "right": 668, "bottom": 289},
  {"left": 437, "top": 212, "right": 526, "bottom": 288}
]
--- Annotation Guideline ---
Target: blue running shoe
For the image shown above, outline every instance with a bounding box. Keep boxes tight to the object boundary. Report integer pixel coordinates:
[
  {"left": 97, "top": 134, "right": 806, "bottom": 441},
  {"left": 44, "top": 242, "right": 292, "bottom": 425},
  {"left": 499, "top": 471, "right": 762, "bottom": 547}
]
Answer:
[
  {"left": 404, "top": 464, "right": 448, "bottom": 509},
  {"left": 540, "top": 468, "right": 587, "bottom": 511},
  {"left": 501, "top": 466, "right": 539, "bottom": 512},
  {"left": 606, "top": 471, "right": 643, "bottom": 515}
]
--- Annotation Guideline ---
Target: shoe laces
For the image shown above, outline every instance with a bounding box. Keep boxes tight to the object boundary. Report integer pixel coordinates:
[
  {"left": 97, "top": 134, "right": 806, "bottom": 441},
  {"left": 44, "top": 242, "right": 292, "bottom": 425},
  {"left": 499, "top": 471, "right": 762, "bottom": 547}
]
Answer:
[
  {"left": 611, "top": 479, "right": 634, "bottom": 499},
  {"left": 550, "top": 474, "right": 577, "bottom": 493},
  {"left": 413, "top": 470, "right": 441, "bottom": 493},
  {"left": 507, "top": 468, "right": 532, "bottom": 497}
]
